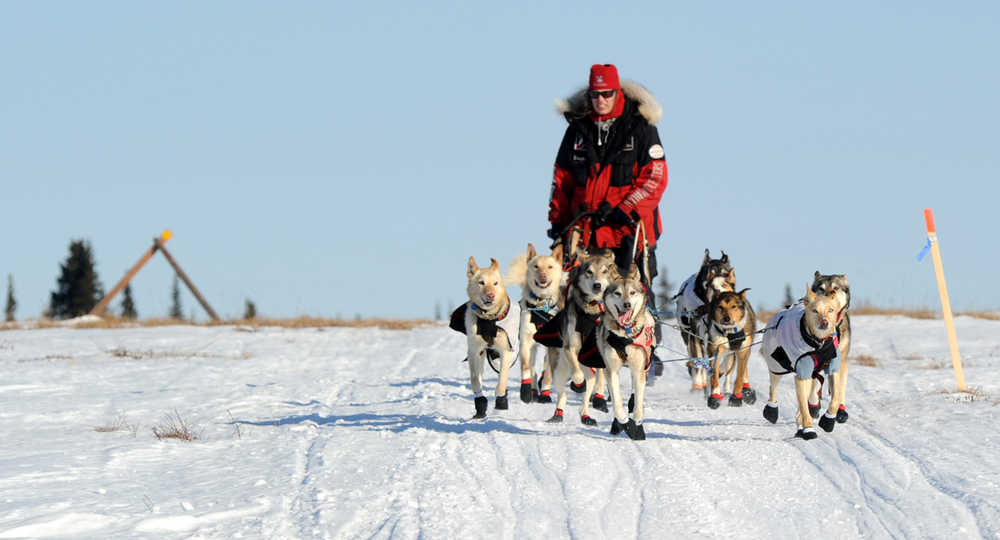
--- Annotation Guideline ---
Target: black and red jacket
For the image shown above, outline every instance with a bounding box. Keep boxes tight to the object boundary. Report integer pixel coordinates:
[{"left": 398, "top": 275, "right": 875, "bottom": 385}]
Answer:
[{"left": 548, "top": 82, "right": 668, "bottom": 249}]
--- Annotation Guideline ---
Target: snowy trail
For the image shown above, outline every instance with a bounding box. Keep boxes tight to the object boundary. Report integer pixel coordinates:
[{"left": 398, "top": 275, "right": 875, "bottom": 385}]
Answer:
[{"left": 0, "top": 317, "right": 998, "bottom": 539}]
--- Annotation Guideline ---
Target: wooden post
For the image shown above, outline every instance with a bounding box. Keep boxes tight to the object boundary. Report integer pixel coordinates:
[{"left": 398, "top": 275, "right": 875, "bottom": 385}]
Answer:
[
  {"left": 156, "top": 240, "right": 220, "bottom": 321},
  {"left": 924, "top": 208, "right": 967, "bottom": 392},
  {"left": 90, "top": 230, "right": 172, "bottom": 316}
]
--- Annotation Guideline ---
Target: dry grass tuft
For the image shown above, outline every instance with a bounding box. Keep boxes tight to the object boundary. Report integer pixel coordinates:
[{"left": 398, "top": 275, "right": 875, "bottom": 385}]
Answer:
[
  {"left": 107, "top": 347, "right": 252, "bottom": 361},
  {"left": 851, "top": 302, "right": 937, "bottom": 319},
  {"left": 152, "top": 410, "right": 200, "bottom": 441},
  {"left": 958, "top": 311, "right": 1000, "bottom": 321},
  {"left": 94, "top": 413, "right": 138, "bottom": 437},
  {"left": 853, "top": 354, "right": 879, "bottom": 367}
]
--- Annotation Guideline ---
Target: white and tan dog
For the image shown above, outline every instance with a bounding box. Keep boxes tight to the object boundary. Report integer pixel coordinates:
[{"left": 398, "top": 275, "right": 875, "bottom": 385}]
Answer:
[
  {"left": 760, "top": 287, "right": 842, "bottom": 440},
  {"left": 810, "top": 272, "right": 852, "bottom": 424},
  {"left": 598, "top": 264, "right": 656, "bottom": 440},
  {"left": 704, "top": 289, "right": 757, "bottom": 409},
  {"left": 505, "top": 242, "right": 564, "bottom": 404},
  {"left": 449, "top": 257, "right": 520, "bottom": 419}
]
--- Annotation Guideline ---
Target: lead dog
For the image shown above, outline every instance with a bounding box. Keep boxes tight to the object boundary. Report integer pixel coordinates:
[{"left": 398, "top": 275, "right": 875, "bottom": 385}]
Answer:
[
  {"left": 704, "top": 289, "right": 757, "bottom": 409},
  {"left": 449, "top": 257, "right": 520, "bottom": 419},
  {"left": 598, "top": 264, "right": 656, "bottom": 440},
  {"left": 811, "top": 271, "right": 852, "bottom": 423},
  {"left": 505, "top": 243, "right": 565, "bottom": 403},
  {"left": 759, "top": 287, "right": 842, "bottom": 440},
  {"left": 535, "top": 249, "right": 616, "bottom": 425},
  {"left": 675, "top": 250, "right": 736, "bottom": 390}
]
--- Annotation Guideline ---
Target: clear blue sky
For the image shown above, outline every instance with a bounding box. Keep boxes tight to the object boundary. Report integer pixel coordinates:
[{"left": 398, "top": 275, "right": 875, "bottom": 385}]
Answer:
[{"left": 3, "top": 2, "right": 998, "bottom": 320}]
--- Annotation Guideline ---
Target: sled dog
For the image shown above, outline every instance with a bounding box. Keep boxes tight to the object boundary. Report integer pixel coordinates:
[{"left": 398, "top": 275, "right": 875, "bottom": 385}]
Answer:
[
  {"left": 534, "top": 249, "right": 616, "bottom": 425},
  {"left": 598, "top": 264, "right": 656, "bottom": 440},
  {"left": 811, "top": 271, "right": 852, "bottom": 423},
  {"left": 675, "top": 250, "right": 736, "bottom": 390},
  {"left": 449, "top": 257, "right": 520, "bottom": 419},
  {"left": 704, "top": 289, "right": 757, "bottom": 409},
  {"left": 759, "top": 287, "right": 842, "bottom": 440},
  {"left": 505, "top": 243, "right": 564, "bottom": 404}
]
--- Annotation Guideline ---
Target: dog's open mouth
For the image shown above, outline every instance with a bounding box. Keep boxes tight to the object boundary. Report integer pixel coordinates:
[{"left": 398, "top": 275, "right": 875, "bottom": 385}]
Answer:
[
  {"left": 617, "top": 308, "right": 633, "bottom": 328},
  {"left": 534, "top": 279, "right": 550, "bottom": 289}
]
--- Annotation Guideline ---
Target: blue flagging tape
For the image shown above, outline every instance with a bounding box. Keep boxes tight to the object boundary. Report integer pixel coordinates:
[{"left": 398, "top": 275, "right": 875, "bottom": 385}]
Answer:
[{"left": 916, "top": 238, "right": 931, "bottom": 262}]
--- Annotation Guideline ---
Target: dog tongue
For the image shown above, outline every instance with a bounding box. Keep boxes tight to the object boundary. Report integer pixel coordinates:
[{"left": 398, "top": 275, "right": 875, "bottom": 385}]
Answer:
[{"left": 617, "top": 309, "right": 633, "bottom": 327}]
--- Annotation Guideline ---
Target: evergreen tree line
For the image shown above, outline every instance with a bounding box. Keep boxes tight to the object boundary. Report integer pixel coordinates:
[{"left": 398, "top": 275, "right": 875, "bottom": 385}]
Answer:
[{"left": 3, "top": 239, "right": 258, "bottom": 322}]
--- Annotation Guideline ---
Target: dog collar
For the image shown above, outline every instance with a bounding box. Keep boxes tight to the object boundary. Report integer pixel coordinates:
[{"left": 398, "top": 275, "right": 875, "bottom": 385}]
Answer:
[
  {"left": 527, "top": 291, "right": 557, "bottom": 313},
  {"left": 471, "top": 297, "right": 510, "bottom": 321}
]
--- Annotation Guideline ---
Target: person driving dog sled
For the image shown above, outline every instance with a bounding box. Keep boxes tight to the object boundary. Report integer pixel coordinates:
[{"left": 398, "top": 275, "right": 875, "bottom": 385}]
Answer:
[{"left": 546, "top": 63, "right": 668, "bottom": 373}]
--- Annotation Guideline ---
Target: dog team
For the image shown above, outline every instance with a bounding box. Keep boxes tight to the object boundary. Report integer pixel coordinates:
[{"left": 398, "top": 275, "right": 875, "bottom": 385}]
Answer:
[{"left": 451, "top": 245, "right": 852, "bottom": 442}]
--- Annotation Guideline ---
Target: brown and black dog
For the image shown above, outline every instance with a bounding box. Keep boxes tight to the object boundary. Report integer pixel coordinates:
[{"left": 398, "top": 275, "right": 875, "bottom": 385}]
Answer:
[{"left": 704, "top": 289, "right": 757, "bottom": 409}]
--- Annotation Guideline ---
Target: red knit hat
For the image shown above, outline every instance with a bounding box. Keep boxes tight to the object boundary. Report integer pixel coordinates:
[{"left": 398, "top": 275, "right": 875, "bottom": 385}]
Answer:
[{"left": 589, "top": 64, "right": 621, "bottom": 91}]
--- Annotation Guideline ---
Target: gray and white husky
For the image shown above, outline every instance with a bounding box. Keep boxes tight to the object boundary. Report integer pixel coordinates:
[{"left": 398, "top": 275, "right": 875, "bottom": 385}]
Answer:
[
  {"left": 545, "top": 249, "right": 616, "bottom": 425},
  {"left": 675, "top": 249, "right": 736, "bottom": 390},
  {"left": 598, "top": 264, "right": 657, "bottom": 440}
]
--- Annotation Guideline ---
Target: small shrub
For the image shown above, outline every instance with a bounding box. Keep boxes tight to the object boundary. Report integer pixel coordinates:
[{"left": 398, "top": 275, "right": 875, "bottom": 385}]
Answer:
[
  {"left": 152, "top": 410, "right": 200, "bottom": 441},
  {"left": 854, "top": 354, "right": 879, "bottom": 367},
  {"left": 94, "top": 413, "right": 138, "bottom": 437}
]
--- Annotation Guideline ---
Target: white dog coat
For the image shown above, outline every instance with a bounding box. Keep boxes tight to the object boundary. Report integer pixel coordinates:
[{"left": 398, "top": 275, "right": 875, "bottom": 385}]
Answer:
[{"left": 761, "top": 303, "right": 840, "bottom": 379}]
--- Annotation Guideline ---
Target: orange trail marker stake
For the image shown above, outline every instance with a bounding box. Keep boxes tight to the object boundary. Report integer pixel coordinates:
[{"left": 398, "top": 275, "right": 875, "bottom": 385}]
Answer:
[
  {"left": 923, "top": 209, "right": 967, "bottom": 392},
  {"left": 91, "top": 230, "right": 172, "bottom": 317}
]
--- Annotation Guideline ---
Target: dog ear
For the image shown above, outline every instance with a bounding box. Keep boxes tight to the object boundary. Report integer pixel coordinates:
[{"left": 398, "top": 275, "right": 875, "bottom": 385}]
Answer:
[
  {"left": 703, "top": 249, "right": 711, "bottom": 264},
  {"left": 737, "top": 288, "right": 751, "bottom": 301},
  {"left": 814, "top": 270, "right": 821, "bottom": 282},
  {"left": 628, "top": 264, "right": 641, "bottom": 282},
  {"left": 721, "top": 251, "right": 729, "bottom": 264},
  {"left": 726, "top": 267, "right": 736, "bottom": 284},
  {"left": 527, "top": 243, "right": 537, "bottom": 260},
  {"left": 551, "top": 243, "right": 564, "bottom": 263},
  {"left": 489, "top": 258, "right": 500, "bottom": 272},
  {"left": 805, "top": 284, "right": 816, "bottom": 302},
  {"left": 467, "top": 256, "right": 479, "bottom": 278}
]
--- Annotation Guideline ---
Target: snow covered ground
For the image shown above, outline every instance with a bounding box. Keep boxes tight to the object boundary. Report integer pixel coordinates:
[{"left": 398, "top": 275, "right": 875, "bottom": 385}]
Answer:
[{"left": 1, "top": 315, "right": 998, "bottom": 539}]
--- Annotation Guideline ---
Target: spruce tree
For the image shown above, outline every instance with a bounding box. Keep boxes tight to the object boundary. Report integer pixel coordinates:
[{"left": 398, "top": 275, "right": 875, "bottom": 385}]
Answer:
[
  {"left": 120, "top": 283, "right": 138, "bottom": 319},
  {"left": 5, "top": 274, "right": 15, "bottom": 322},
  {"left": 243, "top": 299, "right": 257, "bottom": 320},
  {"left": 49, "top": 239, "right": 104, "bottom": 319},
  {"left": 654, "top": 266, "right": 674, "bottom": 318},
  {"left": 783, "top": 283, "right": 795, "bottom": 308},
  {"left": 169, "top": 275, "right": 183, "bottom": 319}
]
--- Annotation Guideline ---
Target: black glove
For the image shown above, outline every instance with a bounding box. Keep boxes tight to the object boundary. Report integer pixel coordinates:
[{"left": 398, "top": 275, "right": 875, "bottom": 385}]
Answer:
[
  {"left": 594, "top": 201, "right": 613, "bottom": 227},
  {"left": 608, "top": 207, "right": 632, "bottom": 225},
  {"left": 546, "top": 226, "right": 560, "bottom": 240}
]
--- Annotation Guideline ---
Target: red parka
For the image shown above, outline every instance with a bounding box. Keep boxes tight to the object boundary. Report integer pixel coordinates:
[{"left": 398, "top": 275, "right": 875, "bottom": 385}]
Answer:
[{"left": 548, "top": 82, "right": 668, "bottom": 249}]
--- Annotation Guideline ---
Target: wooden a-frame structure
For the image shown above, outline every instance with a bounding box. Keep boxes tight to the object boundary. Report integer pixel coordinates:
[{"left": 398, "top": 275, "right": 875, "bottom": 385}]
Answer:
[{"left": 90, "top": 230, "right": 220, "bottom": 320}]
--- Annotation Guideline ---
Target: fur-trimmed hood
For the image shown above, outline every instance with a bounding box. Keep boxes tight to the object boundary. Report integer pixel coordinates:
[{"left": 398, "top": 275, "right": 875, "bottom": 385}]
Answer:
[{"left": 555, "top": 81, "right": 662, "bottom": 126}]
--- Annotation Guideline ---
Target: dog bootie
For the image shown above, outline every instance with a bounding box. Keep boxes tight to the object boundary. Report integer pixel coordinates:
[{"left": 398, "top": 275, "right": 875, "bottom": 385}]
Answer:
[
  {"left": 624, "top": 419, "right": 646, "bottom": 441},
  {"left": 610, "top": 418, "right": 626, "bottom": 435},
  {"left": 569, "top": 380, "right": 586, "bottom": 394},
  {"left": 547, "top": 408, "right": 564, "bottom": 423},
  {"left": 795, "top": 427, "right": 818, "bottom": 441},
  {"left": 763, "top": 402, "right": 779, "bottom": 424},
  {"left": 495, "top": 393, "right": 509, "bottom": 410},
  {"left": 580, "top": 414, "right": 597, "bottom": 426},
  {"left": 520, "top": 379, "right": 534, "bottom": 403},
  {"left": 836, "top": 404, "right": 849, "bottom": 423},
  {"left": 808, "top": 402, "right": 821, "bottom": 419},
  {"left": 473, "top": 396, "right": 488, "bottom": 419},
  {"left": 741, "top": 385, "right": 757, "bottom": 405},
  {"left": 818, "top": 412, "right": 837, "bottom": 433},
  {"left": 652, "top": 353, "right": 664, "bottom": 376},
  {"left": 728, "top": 393, "right": 743, "bottom": 407},
  {"left": 537, "top": 389, "right": 552, "bottom": 403},
  {"left": 591, "top": 393, "right": 608, "bottom": 413},
  {"left": 707, "top": 393, "right": 723, "bottom": 409}
]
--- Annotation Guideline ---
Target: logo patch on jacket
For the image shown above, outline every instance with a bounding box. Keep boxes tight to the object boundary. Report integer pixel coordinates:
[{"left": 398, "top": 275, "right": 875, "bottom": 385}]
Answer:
[
  {"left": 573, "top": 134, "right": 585, "bottom": 151},
  {"left": 648, "top": 144, "right": 665, "bottom": 159}
]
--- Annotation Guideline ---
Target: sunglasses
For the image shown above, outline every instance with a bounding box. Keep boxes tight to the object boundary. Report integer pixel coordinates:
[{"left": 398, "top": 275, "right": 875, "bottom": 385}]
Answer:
[{"left": 588, "top": 89, "right": 617, "bottom": 99}]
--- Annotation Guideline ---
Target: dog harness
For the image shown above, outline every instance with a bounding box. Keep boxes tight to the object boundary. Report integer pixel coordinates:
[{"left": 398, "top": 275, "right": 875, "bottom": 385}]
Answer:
[
  {"left": 524, "top": 290, "right": 559, "bottom": 327},
  {"left": 449, "top": 299, "right": 520, "bottom": 350},
  {"left": 761, "top": 303, "right": 840, "bottom": 380},
  {"left": 605, "top": 322, "right": 655, "bottom": 372},
  {"left": 708, "top": 311, "right": 748, "bottom": 351}
]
